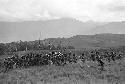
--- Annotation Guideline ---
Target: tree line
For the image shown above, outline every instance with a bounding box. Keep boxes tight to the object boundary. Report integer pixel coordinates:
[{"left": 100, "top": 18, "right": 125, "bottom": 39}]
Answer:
[{"left": 0, "top": 40, "right": 75, "bottom": 55}]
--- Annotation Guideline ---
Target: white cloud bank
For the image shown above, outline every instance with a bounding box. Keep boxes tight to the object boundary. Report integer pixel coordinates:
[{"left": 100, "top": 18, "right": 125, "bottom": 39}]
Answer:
[{"left": 0, "top": 0, "right": 125, "bottom": 22}]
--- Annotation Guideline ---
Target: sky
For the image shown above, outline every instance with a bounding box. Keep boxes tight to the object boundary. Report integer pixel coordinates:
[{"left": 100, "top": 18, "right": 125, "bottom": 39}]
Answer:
[
  {"left": 0, "top": 0, "right": 125, "bottom": 22},
  {"left": 0, "top": 0, "right": 125, "bottom": 43}
]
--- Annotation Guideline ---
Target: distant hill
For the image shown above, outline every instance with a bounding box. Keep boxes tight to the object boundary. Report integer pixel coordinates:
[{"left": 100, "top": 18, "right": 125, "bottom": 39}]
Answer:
[{"left": 42, "top": 34, "right": 125, "bottom": 49}]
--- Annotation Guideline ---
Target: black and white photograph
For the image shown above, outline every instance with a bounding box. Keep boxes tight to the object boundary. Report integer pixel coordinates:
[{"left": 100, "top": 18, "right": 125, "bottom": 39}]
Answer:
[{"left": 0, "top": 0, "right": 125, "bottom": 84}]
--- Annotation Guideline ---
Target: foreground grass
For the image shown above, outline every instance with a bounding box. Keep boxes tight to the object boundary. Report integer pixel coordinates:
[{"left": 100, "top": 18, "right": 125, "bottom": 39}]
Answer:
[{"left": 0, "top": 59, "right": 125, "bottom": 84}]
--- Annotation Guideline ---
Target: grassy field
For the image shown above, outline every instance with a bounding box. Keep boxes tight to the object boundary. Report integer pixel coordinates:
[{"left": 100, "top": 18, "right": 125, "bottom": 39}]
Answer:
[
  {"left": 0, "top": 58, "right": 125, "bottom": 84},
  {"left": 0, "top": 47, "right": 125, "bottom": 84}
]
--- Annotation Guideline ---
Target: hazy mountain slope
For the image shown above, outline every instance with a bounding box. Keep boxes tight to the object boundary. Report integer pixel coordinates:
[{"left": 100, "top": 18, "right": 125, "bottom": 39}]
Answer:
[
  {"left": 0, "top": 18, "right": 101, "bottom": 43},
  {"left": 90, "top": 21, "right": 125, "bottom": 34}
]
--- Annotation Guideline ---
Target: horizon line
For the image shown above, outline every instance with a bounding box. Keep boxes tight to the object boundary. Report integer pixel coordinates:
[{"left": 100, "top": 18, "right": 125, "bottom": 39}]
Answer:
[{"left": 1, "top": 33, "right": 125, "bottom": 44}]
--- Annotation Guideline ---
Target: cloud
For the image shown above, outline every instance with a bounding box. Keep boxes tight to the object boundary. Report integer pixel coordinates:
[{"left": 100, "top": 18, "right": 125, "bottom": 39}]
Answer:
[
  {"left": 111, "top": 6, "right": 125, "bottom": 12},
  {"left": 0, "top": 0, "right": 125, "bottom": 22}
]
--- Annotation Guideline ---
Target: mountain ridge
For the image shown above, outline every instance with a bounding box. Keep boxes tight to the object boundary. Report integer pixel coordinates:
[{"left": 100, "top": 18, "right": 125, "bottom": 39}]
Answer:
[{"left": 0, "top": 18, "right": 125, "bottom": 43}]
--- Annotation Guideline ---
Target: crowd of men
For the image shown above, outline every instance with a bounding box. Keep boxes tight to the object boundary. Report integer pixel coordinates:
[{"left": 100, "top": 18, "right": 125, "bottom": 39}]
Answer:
[
  {"left": 1, "top": 51, "right": 78, "bottom": 72},
  {"left": 0, "top": 48, "right": 124, "bottom": 72}
]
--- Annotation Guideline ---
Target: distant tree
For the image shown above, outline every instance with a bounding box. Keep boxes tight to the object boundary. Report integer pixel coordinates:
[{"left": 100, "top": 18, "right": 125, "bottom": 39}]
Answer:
[
  {"left": 0, "top": 43, "right": 6, "bottom": 55},
  {"left": 56, "top": 44, "right": 62, "bottom": 50},
  {"left": 67, "top": 46, "right": 75, "bottom": 49}
]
